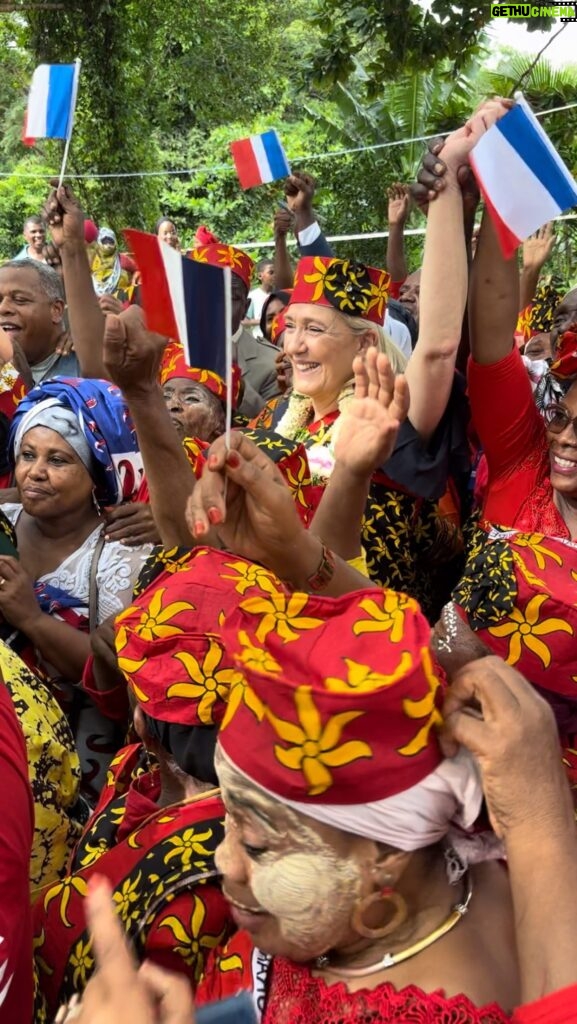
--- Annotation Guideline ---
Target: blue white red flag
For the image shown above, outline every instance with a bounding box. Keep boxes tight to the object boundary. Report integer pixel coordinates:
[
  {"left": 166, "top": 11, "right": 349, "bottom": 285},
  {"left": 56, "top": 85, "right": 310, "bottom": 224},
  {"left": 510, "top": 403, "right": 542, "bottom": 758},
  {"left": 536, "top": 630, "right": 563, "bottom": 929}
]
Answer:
[
  {"left": 230, "top": 129, "right": 290, "bottom": 189},
  {"left": 470, "top": 94, "right": 577, "bottom": 258},
  {"left": 123, "top": 230, "right": 231, "bottom": 382},
  {"left": 23, "top": 63, "right": 80, "bottom": 145}
]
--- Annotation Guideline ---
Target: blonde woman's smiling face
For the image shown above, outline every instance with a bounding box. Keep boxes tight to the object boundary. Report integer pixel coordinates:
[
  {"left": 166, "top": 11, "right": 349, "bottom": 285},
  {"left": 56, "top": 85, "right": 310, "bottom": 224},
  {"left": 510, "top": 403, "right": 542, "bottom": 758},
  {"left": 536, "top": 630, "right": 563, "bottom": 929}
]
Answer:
[{"left": 282, "top": 303, "right": 368, "bottom": 416}]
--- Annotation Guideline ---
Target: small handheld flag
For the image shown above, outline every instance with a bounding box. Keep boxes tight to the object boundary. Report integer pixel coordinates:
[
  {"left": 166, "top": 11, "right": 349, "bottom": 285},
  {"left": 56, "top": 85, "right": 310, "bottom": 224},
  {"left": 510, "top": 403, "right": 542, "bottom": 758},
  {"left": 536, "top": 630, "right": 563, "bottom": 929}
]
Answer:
[
  {"left": 470, "top": 93, "right": 577, "bottom": 258},
  {"left": 23, "top": 59, "right": 81, "bottom": 186},
  {"left": 230, "top": 129, "right": 290, "bottom": 190},
  {"left": 123, "top": 229, "right": 233, "bottom": 444}
]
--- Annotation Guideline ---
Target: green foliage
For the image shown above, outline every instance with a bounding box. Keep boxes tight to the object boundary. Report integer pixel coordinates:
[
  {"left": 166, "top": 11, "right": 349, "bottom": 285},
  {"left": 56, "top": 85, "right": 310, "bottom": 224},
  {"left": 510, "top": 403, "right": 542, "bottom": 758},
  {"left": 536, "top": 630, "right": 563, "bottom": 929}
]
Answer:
[{"left": 306, "top": 1, "right": 555, "bottom": 94}]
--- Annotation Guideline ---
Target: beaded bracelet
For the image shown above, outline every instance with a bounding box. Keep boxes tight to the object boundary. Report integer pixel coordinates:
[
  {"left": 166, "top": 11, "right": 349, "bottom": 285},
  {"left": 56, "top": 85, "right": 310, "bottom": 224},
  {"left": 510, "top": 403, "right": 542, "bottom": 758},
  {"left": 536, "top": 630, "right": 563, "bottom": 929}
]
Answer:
[{"left": 306, "top": 542, "right": 336, "bottom": 592}]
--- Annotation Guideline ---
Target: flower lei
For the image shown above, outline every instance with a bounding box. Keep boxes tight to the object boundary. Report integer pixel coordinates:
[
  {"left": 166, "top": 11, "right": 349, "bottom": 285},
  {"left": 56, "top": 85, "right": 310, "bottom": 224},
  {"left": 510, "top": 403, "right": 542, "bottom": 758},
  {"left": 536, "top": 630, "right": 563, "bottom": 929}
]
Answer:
[{"left": 275, "top": 382, "right": 355, "bottom": 484}]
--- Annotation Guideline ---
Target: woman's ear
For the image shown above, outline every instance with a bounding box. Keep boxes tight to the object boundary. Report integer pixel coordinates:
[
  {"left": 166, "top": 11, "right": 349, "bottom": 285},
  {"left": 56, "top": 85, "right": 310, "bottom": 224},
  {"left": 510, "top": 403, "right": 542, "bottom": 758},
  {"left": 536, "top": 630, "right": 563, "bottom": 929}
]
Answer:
[
  {"left": 358, "top": 328, "right": 377, "bottom": 354},
  {"left": 372, "top": 847, "right": 412, "bottom": 888}
]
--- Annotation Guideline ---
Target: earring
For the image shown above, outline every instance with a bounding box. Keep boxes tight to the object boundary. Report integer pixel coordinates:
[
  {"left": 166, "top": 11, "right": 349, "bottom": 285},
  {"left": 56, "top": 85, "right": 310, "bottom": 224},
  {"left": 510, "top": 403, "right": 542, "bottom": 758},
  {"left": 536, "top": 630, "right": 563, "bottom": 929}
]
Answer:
[{"left": 351, "top": 886, "right": 408, "bottom": 940}]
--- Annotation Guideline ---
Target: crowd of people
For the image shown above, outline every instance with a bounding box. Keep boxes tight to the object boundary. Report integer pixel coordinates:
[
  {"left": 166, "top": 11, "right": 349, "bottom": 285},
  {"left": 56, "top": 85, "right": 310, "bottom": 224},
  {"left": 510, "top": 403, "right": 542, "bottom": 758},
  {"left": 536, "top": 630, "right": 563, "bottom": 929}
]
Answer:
[{"left": 0, "top": 95, "right": 577, "bottom": 1024}]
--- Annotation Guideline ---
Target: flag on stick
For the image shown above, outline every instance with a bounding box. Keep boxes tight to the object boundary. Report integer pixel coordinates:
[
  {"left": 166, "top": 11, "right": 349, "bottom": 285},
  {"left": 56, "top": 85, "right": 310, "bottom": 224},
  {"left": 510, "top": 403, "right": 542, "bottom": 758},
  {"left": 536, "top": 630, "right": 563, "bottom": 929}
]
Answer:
[
  {"left": 124, "top": 229, "right": 233, "bottom": 442},
  {"left": 230, "top": 129, "right": 290, "bottom": 189},
  {"left": 470, "top": 93, "right": 577, "bottom": 258}
]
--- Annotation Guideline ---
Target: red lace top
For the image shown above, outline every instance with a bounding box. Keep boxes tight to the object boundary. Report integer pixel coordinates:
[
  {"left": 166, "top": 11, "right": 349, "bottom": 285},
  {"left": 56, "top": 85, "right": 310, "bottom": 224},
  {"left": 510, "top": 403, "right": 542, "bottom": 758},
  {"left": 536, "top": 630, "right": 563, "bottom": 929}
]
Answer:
[
  {"left": 264, "top": 957, "right": 509, "bottom": 1023},
  {"left": 467, "top": 348, "right": 568, "bottom": 535}
]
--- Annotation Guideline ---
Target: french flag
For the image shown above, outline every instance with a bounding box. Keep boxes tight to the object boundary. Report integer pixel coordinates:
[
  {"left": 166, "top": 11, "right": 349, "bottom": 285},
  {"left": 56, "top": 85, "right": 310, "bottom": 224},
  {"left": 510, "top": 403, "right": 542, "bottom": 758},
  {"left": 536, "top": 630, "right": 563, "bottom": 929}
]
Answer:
[
  {"left": 230, "top": 129, "right": 290, "bottom": 190},
  {"left": 123, "top": 230, "right": 230, "bottom": 380},
  {"left": 23, "top": 63, "right": 80, "bottom": 145},
  {"left": 470, "top": 94, "right": 577, "bottom": 258}
]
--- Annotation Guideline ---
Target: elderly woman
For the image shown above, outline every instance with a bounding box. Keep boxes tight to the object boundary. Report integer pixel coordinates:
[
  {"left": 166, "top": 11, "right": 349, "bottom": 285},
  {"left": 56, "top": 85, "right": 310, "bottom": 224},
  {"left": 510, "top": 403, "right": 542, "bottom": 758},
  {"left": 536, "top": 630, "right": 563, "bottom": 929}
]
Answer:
[
  {"left": 262, "top": 101, "right": 511, "bottom": 616},
  {"left": 0, "top": 377, "right": 152, "bottom": 797}
]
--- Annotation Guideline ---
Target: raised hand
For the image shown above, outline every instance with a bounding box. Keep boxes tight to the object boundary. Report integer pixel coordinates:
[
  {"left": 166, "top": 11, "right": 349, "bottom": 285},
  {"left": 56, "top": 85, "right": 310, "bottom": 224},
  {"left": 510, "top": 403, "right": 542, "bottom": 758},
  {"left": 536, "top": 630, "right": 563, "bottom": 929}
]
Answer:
[
  {"left": 522, "top": 223, "right": 555, "bottom": 272},
  {"left": 440, "top": 97, "right": 513, "bottom": 174},
  {"left": 185, "top": 431, "right": 304, "bottom": 574},
  {"left": 387, "top": 183, "right": 411, "bottom": 227},
  {"left": 440, "top": 656, "right": 568, "bottom": 840},
  {"left": 43, "top": 179, "right": 86, "bottom": 250},
  {"left": 284, "top": 172, "right": 316, "bottom": 215},
  {"left": 102, "top": 305, "right": 167, "bottom": 397},
  {"left": 273, "top": 206, "right": 296, "bottom": 239},
  {"left": 334, "top": 347, "right": 409, "bottom": 478},
  {"left": 54, "top": 876, "right": 194, "bottom": 1024}
]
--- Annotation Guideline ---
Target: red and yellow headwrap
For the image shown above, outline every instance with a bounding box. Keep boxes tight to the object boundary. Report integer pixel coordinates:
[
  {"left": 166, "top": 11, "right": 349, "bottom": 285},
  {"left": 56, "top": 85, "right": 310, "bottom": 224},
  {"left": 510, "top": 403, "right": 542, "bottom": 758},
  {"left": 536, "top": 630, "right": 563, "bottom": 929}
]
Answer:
[
  {"left": 550, "top": 327, "right": 577, "bottom": 382},
  {"left": 453, "top": 527, "right": 577, "bottom": 701},
  {"left": 159, "top": 340, "right": 241, "bottom": 409},
  {"left": 218, "top": 586, "right": 445, "bottom": 805},
  {"left": 114, "top": 547, "right": 290, "bottom": 727},
  {"left": 190, "top": 242, "right": 254, "bottom": 291},
  {"left": 290, "top": 256, "right": 391, "bottom": 325}
]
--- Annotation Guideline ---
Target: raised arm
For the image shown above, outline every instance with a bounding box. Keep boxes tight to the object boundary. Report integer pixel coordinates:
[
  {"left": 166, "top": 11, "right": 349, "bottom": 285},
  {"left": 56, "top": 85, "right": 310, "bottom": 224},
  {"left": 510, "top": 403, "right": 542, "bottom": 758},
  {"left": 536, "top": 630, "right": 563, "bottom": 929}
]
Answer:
[
  {"left": 272, "top": 207, "right": 295, "bottom": 290},
  {"left": 443, "top": 657, "right": 577, "bottom": 1005},
  {"left": 469, "top": 205, "right": 519, "bottom": 366},
  {"left": 43, "top": 182, "right": 108, "bottom": 378},
  {"left": 102, "top": 307, "right": 196, "bottom": 548},
  {"left": 386, "top": 183, "right": 410, "bottom": 285},
  {"left": 405, "top": 98, "right": 511, "bottom": 439},
  {"left": 310, "top": 348, "right": 409, "bottom": 560},
  {"left": 519, "top": 223, "right": 555, "bottom": 313}
]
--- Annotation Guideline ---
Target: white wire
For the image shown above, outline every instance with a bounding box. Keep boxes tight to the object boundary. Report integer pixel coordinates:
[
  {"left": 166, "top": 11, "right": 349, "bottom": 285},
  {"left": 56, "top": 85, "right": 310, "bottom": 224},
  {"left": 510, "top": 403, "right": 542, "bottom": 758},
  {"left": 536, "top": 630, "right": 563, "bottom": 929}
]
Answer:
[{"left": 2, "top": 100, "right": 577, "bottom": 180}]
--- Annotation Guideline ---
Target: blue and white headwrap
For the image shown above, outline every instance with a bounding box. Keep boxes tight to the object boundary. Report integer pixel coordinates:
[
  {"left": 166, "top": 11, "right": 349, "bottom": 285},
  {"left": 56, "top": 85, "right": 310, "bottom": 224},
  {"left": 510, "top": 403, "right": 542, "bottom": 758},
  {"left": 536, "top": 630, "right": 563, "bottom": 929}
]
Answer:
[{"left": 10, "top": 377, "right": 143, "bottom": 507}]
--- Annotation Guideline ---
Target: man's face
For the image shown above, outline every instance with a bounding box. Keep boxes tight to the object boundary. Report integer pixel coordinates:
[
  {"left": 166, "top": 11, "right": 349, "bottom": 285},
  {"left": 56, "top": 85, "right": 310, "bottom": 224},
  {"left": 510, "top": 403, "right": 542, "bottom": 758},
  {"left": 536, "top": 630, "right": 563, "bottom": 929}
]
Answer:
[
  {"left": 259, "top": 263, "right": 275, "bottom": 292},
  {"left": 24, "top": 221, "right": 46, "bottom": 255},
  {"left": 551, "top": 289, "right": 577, "bottom": 351},
  {"left": 0, "top": 265, "right": 63, "bottom": 363},
  {"left": 231, "top": 275, "right": 249, "bottom": 334}
]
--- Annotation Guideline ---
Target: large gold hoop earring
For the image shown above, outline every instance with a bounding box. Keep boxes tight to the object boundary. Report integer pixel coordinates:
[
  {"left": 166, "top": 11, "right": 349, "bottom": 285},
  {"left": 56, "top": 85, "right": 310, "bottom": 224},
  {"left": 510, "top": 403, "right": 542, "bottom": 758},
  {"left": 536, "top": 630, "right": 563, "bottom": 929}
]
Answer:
[{"left": 351, "top": 886, "right": 407, "bottom": 940}]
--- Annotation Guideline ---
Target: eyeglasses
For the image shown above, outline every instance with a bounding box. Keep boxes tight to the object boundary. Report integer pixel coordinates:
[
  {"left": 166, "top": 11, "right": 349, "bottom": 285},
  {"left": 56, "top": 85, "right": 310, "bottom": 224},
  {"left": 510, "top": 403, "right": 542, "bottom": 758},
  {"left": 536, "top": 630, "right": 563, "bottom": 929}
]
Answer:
[{"left": 543, "top": 403, "right": 577, "bottom": 435}]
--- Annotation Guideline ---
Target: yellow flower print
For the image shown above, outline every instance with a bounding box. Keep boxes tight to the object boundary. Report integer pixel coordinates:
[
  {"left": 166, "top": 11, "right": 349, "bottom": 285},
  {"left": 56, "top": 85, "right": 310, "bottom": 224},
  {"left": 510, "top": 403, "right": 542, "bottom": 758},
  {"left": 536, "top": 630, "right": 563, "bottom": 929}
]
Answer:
[
  {"left": 397, "top": 647, "right": 443, "bottom": 757},
  {"left": 217, "top": 245, "right": 245, "bottom": 271},
  {"left": 283, "top": 455, "right": 312, "bottom": 508},
  {"left": 69, "top": 937, "right": 94, "bottom": 988},
  {"left": 267, "top": 686, "right": 371, "bottom": 796},
  {"left": 167, "top": 642, "right": 242, "bottom": 724},
  {"left": 44, "top": 875, "right": 88, "bottom": 928},
  {"left": 221, "top": 560, "right": 280, "bottom": 596},
  {"left": 240, "top": 590, "right": 324, "bottom": 644},
  {"left": 352, "top": 593, "right": 419, "bottom": 644},
  {"left": 366, "top": 271, "right": 391, "bottom": 320},
  {"left": 220, "top": 669, "right": 265, "bottom": 732},
  {"left": 488, "top": 594, "right": 573, "bottom": 669},
  {"left": 134, "top": 587, "right": 196, "bottom": 642},
  {"left": 159, "top": 895, "right": 225, "bottom": 980},
  {"left": 513, "top": 534, "right": 562, "bottom": 570},
  {"left": 235, "top": 630, "right": 281, "bottom": 676},
  {"left": 112, "top": 871, "right": 142, "bottom": 922},
  {"left": 217, "top": 951, "right": 244, "bottom": 974},
  {"left": 163, "top": 826, "right": 215, "bottom": 868},
  {"left": 325, "top": 652, "right": 414, "bottom": 693},
  {"left": 303, "top": 256, "right": 334, "bottom": 302}
]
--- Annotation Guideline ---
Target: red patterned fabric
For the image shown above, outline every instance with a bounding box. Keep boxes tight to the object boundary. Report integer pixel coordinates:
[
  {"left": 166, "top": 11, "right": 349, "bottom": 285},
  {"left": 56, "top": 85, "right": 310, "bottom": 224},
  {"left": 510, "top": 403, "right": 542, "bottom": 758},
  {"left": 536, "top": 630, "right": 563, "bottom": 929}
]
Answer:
[
  {"left": 513, "top": 985, "right": 577, "bottom": 1023},
  {"left": 190, "top": 242, "right": 254, "bottom": 290},
  {"left": 468, "top": 347, "right": 568, "bottom": 535},
  {"left": 196, "top": 931, "right": 511, "bottom": 1023},
  {"left": 219, "top": 586, "right": 446, "bottom": 804},
  {"left": 290, "top": 256, "right": 390, "bottom": 325},
  {"left": 33, "top": 744, "right": 230, "bottom": 1020},
  {"left": 550, "top": 328, "right": 577, "bottom": 381},
  {"left": 115, "top": 547, "right": 289, "bottom": 727}
]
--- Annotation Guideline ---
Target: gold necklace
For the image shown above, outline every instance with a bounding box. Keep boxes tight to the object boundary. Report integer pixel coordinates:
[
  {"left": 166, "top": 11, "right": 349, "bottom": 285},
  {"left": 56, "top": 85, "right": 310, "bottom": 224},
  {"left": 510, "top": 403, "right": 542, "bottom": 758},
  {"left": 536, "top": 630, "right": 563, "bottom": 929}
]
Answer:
[{"left": 315, "top": 872, "right": 473, "bottom": 978}]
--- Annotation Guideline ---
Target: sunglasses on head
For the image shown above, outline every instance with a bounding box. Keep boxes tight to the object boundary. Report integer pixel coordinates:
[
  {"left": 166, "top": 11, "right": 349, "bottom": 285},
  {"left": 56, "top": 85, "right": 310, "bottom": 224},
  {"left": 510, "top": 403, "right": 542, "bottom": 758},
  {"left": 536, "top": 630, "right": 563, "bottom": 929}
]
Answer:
[{"left": 544, "top": 402, "right": 577, "bottom": 435}]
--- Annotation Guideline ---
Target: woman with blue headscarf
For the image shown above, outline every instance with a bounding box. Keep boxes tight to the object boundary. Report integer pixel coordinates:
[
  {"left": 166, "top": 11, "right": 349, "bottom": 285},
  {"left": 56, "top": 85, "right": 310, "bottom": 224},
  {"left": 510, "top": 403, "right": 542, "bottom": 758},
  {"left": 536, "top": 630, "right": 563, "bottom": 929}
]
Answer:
[{"left": 0, "top": 377, "right": 153, "bottom": 799}]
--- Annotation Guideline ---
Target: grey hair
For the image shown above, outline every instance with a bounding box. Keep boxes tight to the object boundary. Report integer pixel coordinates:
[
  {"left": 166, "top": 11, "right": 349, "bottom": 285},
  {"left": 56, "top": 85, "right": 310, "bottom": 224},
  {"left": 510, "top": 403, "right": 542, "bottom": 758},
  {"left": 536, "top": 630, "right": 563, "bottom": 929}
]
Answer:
[
  {"left": 1, "top": 258, "right": 65, "bottom": 303},
  {"left": 338, "top": 312, "right": 408, "bottom": 374}
]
